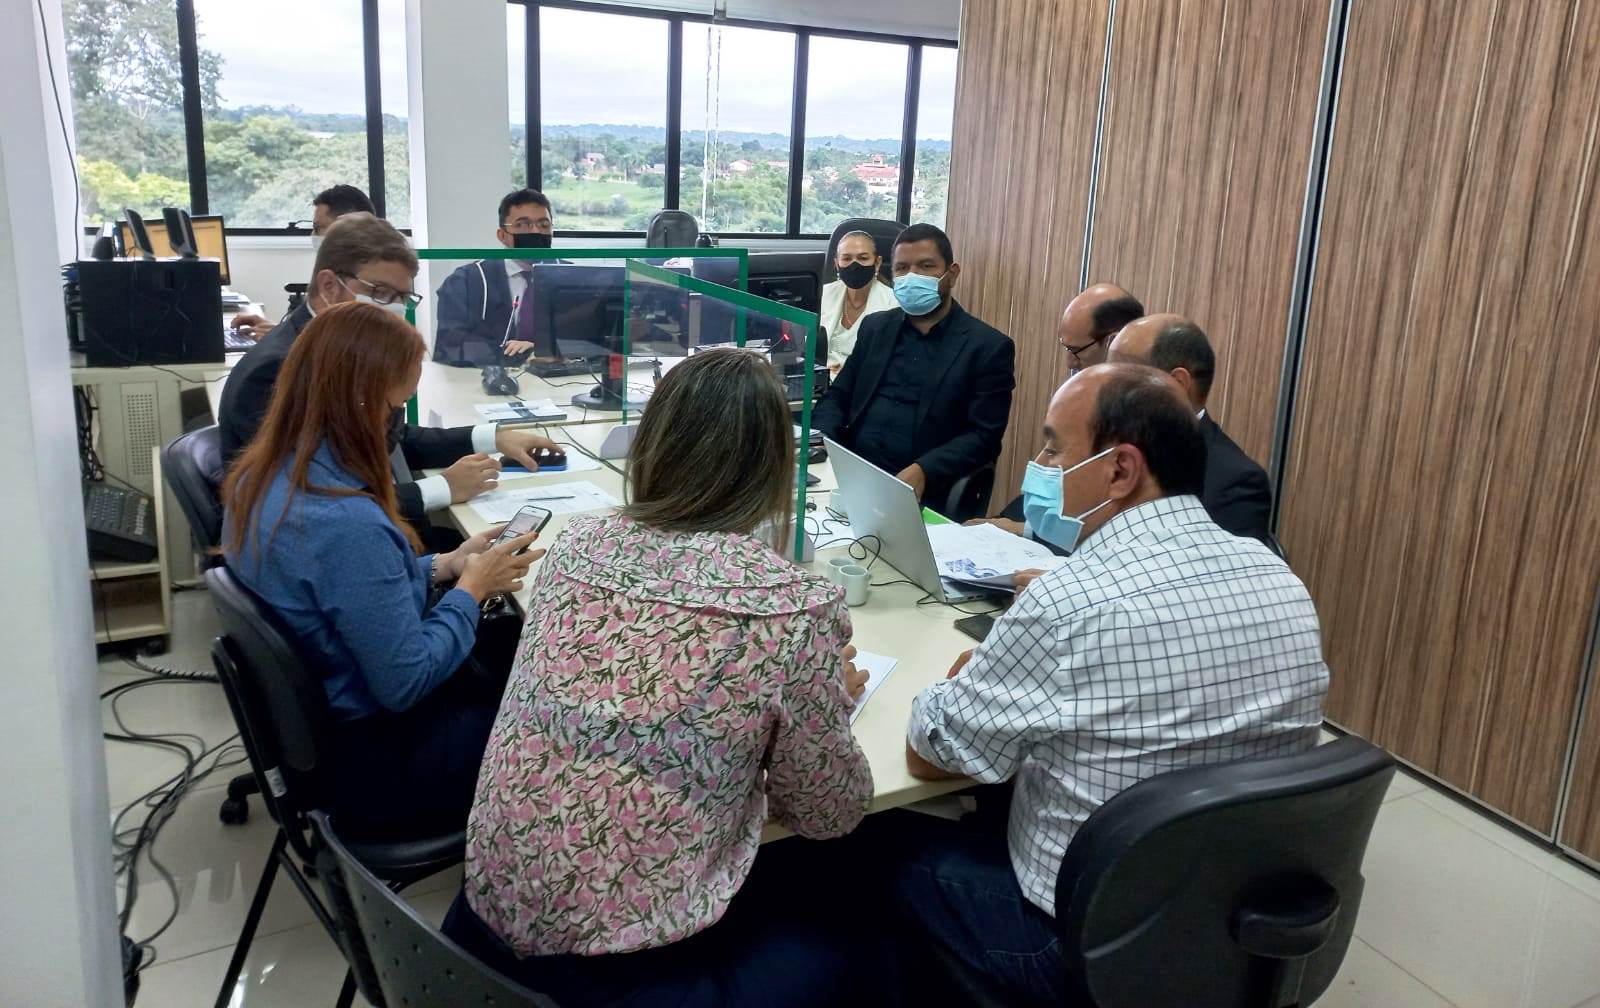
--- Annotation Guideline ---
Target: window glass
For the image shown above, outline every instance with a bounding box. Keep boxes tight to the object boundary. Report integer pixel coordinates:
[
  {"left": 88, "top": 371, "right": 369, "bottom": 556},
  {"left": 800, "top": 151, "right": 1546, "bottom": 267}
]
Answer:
[
  {"left": 914, "top": 46, "right": 957, "bottom": 231},
  {"left": 194, "top": 0, "right": 370, "bottom": 228},
  {"left": 801, "top": 36, "right": 908, "bottom": 235},
  {"left": 539, "top": 8, "right": 668, "bottom": 231},
  {"left": 377, "top": 0, "right": 409, "bottom": 227},
  {"left": 680, "top": 24, "right": 794, "bottom": 234},
  {"left": 64, "top": 0, "right": 192, "bottom": 225}
]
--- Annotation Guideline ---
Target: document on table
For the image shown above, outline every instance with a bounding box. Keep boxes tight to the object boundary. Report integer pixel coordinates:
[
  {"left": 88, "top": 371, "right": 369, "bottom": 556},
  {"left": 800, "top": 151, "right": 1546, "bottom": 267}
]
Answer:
[
  {"left": 849, "top": 649, "right": 898, "bottom": 725},
  {"left": 468, "top": 481, "right": 621, "bottom": 522},
  {"left": 475, "top": 398, "right": 568, "bottom": 422},
  {"left": 925, "top": 521, "right": 1066, "bottom": 589}
]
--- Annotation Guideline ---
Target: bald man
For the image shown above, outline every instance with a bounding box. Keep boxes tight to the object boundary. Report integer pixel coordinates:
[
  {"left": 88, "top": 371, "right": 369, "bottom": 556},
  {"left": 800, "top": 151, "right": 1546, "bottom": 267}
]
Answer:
[
  {"left": 896, "top": 363, "right": 1327, "bottom": 1005},
  {"left": 977, "top": 283, "right": 1146, "bottom": 548},
  {"left": 1108, "top": 314, "right": 1272, "bottom": 544}
]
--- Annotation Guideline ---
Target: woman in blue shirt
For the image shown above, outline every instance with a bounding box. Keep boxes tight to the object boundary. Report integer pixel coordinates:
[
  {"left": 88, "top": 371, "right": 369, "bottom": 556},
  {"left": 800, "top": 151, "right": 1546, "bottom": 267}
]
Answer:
[{"left": 223, "top": 301, "right": 541, "bottom": 839}]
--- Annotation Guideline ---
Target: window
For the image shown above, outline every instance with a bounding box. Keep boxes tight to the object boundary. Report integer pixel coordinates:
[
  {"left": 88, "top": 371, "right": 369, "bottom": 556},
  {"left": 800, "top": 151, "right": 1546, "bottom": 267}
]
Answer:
[
  {"left": 64, "top": 0, "right": 192, "bottom": 225},
  {"left": 538, "top": 7, "right": 669, "bottom": 232},
  {"left": 64, "top": 0, "right": 403, "bottom": 232},
  {"left": 194, "top": 0, "right": 369, "bottom": 228},
  {"left": 680, "top": 24, "right": 795, "bottom": 234},
  {"left": 800, "top": 36, "right": 908, "bottom": 235},
  {"left": 507, "top": 3, "right": 527, "bottom": 195},
  {"left": 914, "top": 46, "right": 957, "bottom": 231}
]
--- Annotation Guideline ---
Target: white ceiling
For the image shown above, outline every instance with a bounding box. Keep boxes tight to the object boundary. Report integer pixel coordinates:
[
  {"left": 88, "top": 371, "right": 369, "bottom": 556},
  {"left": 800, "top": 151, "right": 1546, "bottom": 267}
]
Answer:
[{"left": 568, "top": 0, "right": 961, "bottom": 41}]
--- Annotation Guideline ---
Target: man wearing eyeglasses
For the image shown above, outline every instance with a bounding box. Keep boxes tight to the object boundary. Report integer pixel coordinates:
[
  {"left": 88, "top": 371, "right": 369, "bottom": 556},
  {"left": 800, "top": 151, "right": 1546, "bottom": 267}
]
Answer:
[
  {"left": 434, "top": 189, "right": 556, "bottom": 366},
  {"left": 219, "top": 213, "right": 560, "bottom": 544},
  {"left": 976, "top": 283, "right": 1146, "bottom": 541}
]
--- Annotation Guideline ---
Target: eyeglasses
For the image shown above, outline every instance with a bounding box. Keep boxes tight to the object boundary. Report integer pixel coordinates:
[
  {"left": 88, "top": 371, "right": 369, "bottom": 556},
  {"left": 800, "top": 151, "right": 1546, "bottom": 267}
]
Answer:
[
  {"left": 341, "top": 274, "right": 423, "bottom": 311},
  {"left": 1062, "top": 331, "right": 1111, "bottom": 360}
]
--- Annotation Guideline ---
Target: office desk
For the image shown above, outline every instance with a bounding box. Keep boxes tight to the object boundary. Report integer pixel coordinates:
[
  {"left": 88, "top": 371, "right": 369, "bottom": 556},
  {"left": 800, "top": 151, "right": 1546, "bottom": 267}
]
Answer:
[
  {"left": 417, "top": 360, "right": 654, "bottom": 428},
  {"left": 429, "top": 418, "right": 996, "bottom": 834}
]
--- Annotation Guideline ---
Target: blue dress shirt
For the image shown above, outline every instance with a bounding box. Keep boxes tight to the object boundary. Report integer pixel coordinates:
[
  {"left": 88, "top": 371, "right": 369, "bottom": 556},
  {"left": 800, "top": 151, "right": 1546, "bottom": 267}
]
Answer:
[{"left": 224, "top": 442, "right": 480, "bottom": 720}]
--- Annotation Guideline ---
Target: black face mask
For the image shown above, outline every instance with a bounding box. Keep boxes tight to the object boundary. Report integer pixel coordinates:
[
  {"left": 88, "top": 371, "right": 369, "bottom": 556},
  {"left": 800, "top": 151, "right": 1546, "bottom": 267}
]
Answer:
[
  {"left": 838, "top": 261, "right": 876, "bottom": 290},
  {"left": 512, "top": 232, "right": 553, "bottom": 249},
  {"left": 386, "top": 407, "right": 405, "bottom": 450}
]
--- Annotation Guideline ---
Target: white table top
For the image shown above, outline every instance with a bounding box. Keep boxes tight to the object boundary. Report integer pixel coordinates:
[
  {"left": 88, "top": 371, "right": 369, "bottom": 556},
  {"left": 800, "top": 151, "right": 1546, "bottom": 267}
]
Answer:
[{"left": 426, "top": 414, "right": 1002, "bottom": 830}]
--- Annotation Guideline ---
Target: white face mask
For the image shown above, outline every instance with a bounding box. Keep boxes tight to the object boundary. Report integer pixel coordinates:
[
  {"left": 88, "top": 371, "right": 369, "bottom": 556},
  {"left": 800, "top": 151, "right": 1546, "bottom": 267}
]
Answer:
[{"left": 354, "top": 294, "right": 410, "bottom": 318}]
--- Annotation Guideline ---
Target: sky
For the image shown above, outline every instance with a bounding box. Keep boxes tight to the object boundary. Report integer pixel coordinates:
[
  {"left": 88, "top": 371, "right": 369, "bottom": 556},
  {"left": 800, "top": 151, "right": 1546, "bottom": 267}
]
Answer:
[{"left": 191, "top": 0, "right": 954, "bottom": 141}]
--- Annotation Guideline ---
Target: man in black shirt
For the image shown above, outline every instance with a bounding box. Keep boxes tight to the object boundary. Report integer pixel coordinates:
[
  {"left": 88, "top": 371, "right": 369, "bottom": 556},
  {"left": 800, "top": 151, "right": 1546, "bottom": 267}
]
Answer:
[{"left": 812, "top": 224, "right": 1015, "bottom": 511}]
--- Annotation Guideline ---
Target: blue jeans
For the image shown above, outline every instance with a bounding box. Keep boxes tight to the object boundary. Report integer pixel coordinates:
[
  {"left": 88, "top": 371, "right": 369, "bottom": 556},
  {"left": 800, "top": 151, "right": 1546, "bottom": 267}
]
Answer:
[{"left": 889, "top": 811, "right": 1067, "bottom": 1006}]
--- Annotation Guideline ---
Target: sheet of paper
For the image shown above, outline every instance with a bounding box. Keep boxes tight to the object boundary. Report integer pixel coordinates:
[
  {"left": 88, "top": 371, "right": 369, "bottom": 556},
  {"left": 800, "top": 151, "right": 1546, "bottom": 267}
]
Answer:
[
  {"left": 468, "top": 481, "right": 621, "bottom": 523},
  {"left": 496, "top": 452, "right": 604, "bottom": 475},
  {"left": 849, "top": 649, "right": 898, "bottom": 725},
  {"left": 475, "top": 398, "right": 568, "bottom": 422},
  {"left": 925, "top": 521, "right": 1065, "bottom": 587}
]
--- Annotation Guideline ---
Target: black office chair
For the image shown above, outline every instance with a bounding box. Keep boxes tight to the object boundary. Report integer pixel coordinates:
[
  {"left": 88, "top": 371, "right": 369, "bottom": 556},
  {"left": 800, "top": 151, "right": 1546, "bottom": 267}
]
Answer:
[
  {"left": 941, "top": 464, "right": 996, "bottom": 524},
  {"left": 1055, "top": 736, "right": 1394, "bottom": 1007},
  {"left": 823, "top": 217, "right": 905, "bottom": 285},
  {"left": 645, "top": 209, "right": 700, "bottom": 249},
  {"left": 162, "top": 426, "right": 225, "bottom": 564},
  {"left": 162, "top": 427, "right": 264, "bottom": 826},
  {"left": 310, "top": 811, "right": 561, "bottom": 1008},
  {"left": 205, "top": 566, "right": 466, "bottom": 1008}
]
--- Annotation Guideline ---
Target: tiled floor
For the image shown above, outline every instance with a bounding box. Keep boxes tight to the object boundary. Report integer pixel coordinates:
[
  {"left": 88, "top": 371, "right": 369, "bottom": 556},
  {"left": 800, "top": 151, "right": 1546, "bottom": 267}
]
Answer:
[{"left": 104, "top": 589, "right": 1600, "bottom": 1007}]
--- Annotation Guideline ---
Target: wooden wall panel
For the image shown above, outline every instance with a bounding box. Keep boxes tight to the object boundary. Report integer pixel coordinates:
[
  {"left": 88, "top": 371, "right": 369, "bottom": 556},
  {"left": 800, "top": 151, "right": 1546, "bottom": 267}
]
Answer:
[
  {"left": 1280, "top": 0, "right": 1600, "bottom": 834},
  {"left": 1086, "top": 0, "right": 1331, "bottom": 468},
  {"left": 945, "top": 0, "right": 1109, "bottom": 500}
]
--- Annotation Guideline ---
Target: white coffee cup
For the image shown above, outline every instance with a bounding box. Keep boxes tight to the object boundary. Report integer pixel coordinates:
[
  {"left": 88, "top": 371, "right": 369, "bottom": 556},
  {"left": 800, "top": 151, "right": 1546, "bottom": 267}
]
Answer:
[
  {"left": 840, "top": 564, "right": 870, "bottom": 607},
  {"left": 825, "top": 557, "right": 853, "bottom": 584}
]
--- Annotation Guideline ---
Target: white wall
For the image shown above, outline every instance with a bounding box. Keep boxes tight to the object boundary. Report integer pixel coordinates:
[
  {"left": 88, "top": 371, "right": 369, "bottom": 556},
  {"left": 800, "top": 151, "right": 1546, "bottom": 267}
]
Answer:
[{"left": 0, "top": 1, "right": 123, "bottom": 1005}]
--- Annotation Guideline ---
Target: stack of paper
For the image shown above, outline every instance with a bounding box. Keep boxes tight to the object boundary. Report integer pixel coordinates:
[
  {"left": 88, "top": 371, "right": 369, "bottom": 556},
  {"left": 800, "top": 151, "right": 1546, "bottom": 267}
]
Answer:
[
  {"left": 468, "top": 481, "right": 621, "bottom": 522},
  {"left": 925, "top": 522, "right": 1065, "bottom": 589}
]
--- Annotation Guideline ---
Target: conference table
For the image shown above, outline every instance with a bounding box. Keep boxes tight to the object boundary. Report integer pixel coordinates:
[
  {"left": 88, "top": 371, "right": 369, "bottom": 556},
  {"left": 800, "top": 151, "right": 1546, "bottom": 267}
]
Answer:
[{"left": 412, "top": 361, "right": 1002, "bottom": 835}]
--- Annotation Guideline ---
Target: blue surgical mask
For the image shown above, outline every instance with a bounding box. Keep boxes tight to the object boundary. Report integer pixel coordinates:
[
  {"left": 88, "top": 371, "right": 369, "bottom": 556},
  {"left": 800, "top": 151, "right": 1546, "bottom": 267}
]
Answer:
[
  {"left": 1020, "top": 446, "right": 1118, "bottom": 554},
  {"left": 893, "top": 271, "right": 945, "bottom": 316}
]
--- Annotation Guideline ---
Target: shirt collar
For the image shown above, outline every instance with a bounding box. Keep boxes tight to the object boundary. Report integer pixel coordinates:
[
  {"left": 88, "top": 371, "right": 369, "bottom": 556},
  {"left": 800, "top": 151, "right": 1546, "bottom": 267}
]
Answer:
[
  {"left": 306, "top": 441, "right": 366, "bottom": 490},
  {"left": 902, "top": 299, "right": 965, "bottom": 339},
  {"left": 506, "top": 258, "right": 531, "bottom": 278},
  {"left": 1074, "top": 495, "right": 1212, "bottom": 558}
]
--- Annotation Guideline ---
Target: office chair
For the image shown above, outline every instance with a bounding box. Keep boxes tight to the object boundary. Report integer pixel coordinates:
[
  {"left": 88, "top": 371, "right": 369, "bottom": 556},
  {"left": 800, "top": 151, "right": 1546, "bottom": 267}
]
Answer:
[
  {"left": 205, "top": 566, "right": 466, "bottom": 1008},
  {"left": 161, "top": 427, "right": 263, "bottom": 826},
  {"left": 941, "top": 464, "right": 996, "bottom": 524},
  {"left": 645, "top": 209, "right": 700, "bottom": 248},
  {"left": 310, "top": 811, "right": 562, "bottom": 1008},
  {"left": 1057, "top": 736, "right": 1394, "bottom": 1007},
  {"left": 823, "top": 218, "right": 905, "bottom": 285}
]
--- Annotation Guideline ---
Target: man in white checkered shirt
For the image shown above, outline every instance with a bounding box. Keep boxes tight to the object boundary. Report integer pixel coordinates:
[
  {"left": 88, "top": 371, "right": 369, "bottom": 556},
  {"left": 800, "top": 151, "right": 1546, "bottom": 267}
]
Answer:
[{"left": 896, "top": 363, "right": 1329, "bottom": 1005}]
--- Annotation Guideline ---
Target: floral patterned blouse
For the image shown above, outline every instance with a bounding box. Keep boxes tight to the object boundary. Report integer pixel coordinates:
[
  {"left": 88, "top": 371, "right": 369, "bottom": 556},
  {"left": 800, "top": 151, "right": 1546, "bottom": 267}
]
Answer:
[{"left": 463, "top": 514, "right": 873, "bottom": 957}]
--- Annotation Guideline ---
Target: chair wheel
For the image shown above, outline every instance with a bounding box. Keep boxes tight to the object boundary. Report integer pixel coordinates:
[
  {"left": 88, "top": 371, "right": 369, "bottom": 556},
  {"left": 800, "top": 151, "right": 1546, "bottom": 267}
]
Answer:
[{"left": 219, "top": 796, "right": 249, "bottom": 825}]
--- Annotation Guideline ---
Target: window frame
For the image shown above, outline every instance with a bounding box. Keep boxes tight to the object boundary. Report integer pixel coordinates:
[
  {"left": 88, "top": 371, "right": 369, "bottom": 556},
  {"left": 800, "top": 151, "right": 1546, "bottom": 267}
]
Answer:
[{"left": 513, "top": 0, "right": 957, "bottom": 240}]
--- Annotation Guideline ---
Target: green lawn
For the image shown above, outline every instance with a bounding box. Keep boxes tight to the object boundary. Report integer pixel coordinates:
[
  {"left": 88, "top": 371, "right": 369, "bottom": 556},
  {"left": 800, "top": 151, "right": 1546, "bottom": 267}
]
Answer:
[{"left": 543, "top": 177, "right": 664, "bottom": 230}]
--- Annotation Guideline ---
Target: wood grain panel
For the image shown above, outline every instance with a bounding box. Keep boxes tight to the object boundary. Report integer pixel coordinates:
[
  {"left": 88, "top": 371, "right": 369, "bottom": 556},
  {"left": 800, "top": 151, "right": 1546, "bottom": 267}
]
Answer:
[
  {"left": 1281, "top": 0, "right": 1600, "bottom": 834},
  {"left": 1086, "top": 0, "right": 1331, "bottom": 468},
  {"left": 945, "top": 0, "right": 1109, "bottom": 501}
]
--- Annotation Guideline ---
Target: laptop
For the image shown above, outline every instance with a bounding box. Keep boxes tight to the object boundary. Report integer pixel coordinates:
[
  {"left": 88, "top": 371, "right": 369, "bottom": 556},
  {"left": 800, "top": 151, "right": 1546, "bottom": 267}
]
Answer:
[{"left": 823, "top": 437, "right": 984, "bottom": 603}]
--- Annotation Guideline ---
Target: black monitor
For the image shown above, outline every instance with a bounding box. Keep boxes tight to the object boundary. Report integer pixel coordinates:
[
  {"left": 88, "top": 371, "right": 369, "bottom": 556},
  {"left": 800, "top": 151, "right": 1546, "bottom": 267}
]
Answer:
[
  {"left": 122, "top": 208, "right": 155, "bottom": 258},
  {"left": 161, "top": 207, "right": 199, "bottom": 257}
]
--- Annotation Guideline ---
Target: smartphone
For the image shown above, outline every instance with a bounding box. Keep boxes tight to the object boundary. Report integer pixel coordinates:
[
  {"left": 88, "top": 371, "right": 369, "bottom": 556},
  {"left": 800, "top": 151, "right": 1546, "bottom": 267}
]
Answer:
[
  {"left": 954, "top": 614, "right": 995, "bottom": 643},
  {"left": 491, "top": 504, "right": 552, "bottom": 553}
]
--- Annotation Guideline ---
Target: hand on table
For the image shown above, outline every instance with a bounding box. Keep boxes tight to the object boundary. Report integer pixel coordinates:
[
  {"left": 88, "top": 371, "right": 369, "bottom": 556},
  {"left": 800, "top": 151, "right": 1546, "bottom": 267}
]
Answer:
[
  {"left": 842, "top": 644, "right": 867, "bottom": 704},
  {"left": 964, "top": 516, "right": 1025, "bottom": 536},
  {"left": 1011, "top": 569, "right": 1046, "bottom": 592},
  {"left": 947, "top": 649, "right": 974, "bottom": 680},
  {"left": 895, "top": 463, "right": 928, "bottom": 498},
  {"left": 504, "top": 340, "right": 536, "bottom": 356},
  {"left": 494, "top": 429, "right": 563, "bottom": 471},
  {"left": 444, "top": 452, "right": 501, "bottom": 503},
  {"left": 456, "top": 533, "right": 544, "bottom": 602}
]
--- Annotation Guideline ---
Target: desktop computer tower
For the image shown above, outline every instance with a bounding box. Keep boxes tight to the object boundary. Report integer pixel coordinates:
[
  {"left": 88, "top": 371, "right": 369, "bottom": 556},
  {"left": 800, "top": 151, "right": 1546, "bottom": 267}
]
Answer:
[{"left": 77, "top": 258, "right": 224, "bottom": 367}]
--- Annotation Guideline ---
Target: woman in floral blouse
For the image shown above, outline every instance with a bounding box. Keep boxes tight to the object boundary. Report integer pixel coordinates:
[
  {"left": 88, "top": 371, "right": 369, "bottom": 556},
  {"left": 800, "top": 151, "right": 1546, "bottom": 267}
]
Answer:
[{"left": 444, "top": 347, "right": 875, "bottom": 1006}]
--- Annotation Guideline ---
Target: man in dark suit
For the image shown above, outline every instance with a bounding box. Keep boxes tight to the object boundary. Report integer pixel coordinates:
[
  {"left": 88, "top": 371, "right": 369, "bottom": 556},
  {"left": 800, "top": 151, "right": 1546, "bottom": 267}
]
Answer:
[
  {"left": 433, "top": 189, "right": 556, "bottom": 367},
  {"left": 1108, "top": 314, "right": 1272, "bottom": 543},
  {"left": 812, "top": 223, "right": 1015, "bottom": 513},
  {"left": 218, "top": 213, "right": 561, "bottom": 532}
]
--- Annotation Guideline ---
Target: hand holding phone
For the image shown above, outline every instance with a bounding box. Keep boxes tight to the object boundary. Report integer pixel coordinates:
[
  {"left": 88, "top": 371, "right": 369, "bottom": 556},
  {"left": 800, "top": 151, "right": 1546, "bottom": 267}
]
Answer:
[{"left": 492, "top": 504, "right": 553, "bottom": 553}]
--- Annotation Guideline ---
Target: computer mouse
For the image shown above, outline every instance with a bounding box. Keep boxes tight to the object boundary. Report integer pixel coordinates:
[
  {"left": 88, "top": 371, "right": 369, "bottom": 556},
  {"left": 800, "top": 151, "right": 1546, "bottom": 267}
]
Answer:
[
  {"left": 481, "top": 366, "right": 520, "bottom": 396},
  {"left": 532, "top": 447, "right": 567, "bottom": 467},
  {"left": 808, "top": 445, "right": 828, "bottom": 464}
]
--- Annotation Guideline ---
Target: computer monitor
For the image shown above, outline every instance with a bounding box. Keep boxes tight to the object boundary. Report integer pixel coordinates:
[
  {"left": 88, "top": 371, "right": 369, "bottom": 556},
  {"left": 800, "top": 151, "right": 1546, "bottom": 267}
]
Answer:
[{"left": 119, "top": 214, "right": 231, "bottom": 284}]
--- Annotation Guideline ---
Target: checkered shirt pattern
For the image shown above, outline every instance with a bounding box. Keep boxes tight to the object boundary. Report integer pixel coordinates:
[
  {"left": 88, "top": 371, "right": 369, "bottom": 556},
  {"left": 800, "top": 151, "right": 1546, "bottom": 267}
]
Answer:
[{"left": 908, "top": 495, "right": 1329, "bottom": 915}]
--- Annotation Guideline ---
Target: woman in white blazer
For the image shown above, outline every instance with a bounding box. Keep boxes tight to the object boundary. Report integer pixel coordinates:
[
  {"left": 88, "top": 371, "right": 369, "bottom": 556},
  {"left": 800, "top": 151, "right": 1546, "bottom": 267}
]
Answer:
[{"left": 818, "top": 231, "right": 899, "bottom": 374}]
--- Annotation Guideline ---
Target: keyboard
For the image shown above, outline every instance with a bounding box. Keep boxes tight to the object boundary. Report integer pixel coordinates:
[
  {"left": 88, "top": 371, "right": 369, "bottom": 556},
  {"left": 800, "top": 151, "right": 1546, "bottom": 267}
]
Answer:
[
  {"left": 223, "top": 329, "right": 254, "bottom": 351},
  {"left": 527, "top": 357, "right": 660, "bottom": 379},
  {"left": 84, "top": 482, "right": 158, "bottom": 563}
]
